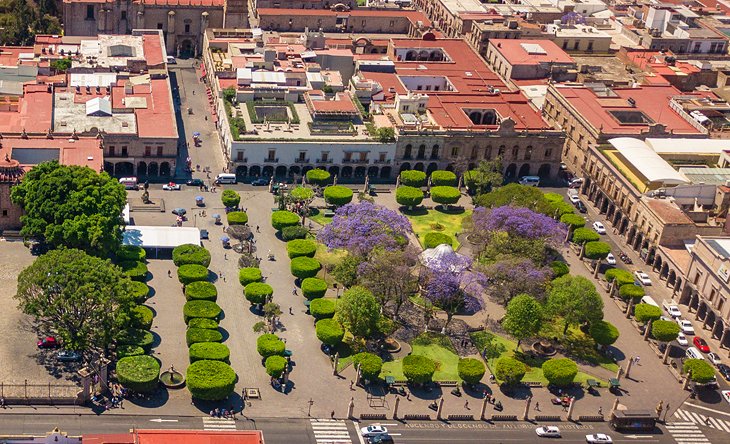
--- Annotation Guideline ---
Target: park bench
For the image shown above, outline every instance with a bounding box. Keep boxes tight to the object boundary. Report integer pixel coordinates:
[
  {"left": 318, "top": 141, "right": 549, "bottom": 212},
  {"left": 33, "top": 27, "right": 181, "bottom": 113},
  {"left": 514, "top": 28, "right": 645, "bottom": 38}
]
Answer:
[
  {"left": 525, "top": 381, "right": 543, "bottom": 388},
  {"left": 578, "top": 415, "right": 605, "bottom": 422},
  {"left": 448, "top": 414, "right": 475, "bottom": 421},
  {"left": 324, "top": 210, "right": 335, "bottom": 217},
  {"left": 360, "top": 413, "right": 387, "bottom": 420},
  {"left": 534, "top": 415, "right": 562, "bottom": 422},
  {"left": 438, "top": 381, "right": 459, "bottom": 387},
  {"left": 404, "top": 414, "right": 431, "bottom": 420}
]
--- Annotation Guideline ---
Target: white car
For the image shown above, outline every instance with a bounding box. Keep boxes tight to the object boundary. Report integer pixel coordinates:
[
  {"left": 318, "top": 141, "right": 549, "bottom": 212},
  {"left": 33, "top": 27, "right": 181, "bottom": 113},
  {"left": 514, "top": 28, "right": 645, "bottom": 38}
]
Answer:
[
  {"left": 709, "top": 352, "right": 722, "bottom": 366},
  {"left": 592, "top": 221, "right": 606, "bottom": 234},
  {"left": 665, "top": 304, "right": 682, "bottom": 318},
  {"left": 606, "top": 253, "right": 616, "bottom": 265},
  {"left": 536, "top": 426, "right": 561, "bottom": 438},
  {"left": 166, "top": 55, "right": 177, "bottom": 64},
  {"left": 723, "top": 390, "right": 730, "bottom": 404},
  {"left": 162, "top": 182, "right": 181, "bottom": 191},
  {"left": 569, "top": 194, "right": 581, "bottom": 204},
  {"left": 677, "top": 319, "right": 696, "bottom": 335},
  {"left": 634, "top": 271, "right": 652, "bottom": 286},
  {"left": 676, "top": 332, "right": 689, "bottom": 346},
  {"left": 586, "top": 434, "right": 613, "bottom": 444},
  {"left": 361, "top": 425, "right": 388, "bottom": 437}
]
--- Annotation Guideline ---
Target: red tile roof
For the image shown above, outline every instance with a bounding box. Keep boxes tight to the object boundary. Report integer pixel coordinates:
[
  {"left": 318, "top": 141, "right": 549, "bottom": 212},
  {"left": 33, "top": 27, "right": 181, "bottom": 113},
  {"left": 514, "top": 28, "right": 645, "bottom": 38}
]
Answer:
[
  {"left": 2, "top": 136, "right": 103, "bottom": 173},
  {"left": 257, "top": 8, "right": 432, "bottom": 27},
  {"left": 135, "top": 78, "right": 177, "bottom": 138},
  {"left": 0, "top": 46, "right": 33, "bottom": 66},
  {"left": 63, "top": 0, "right": 224, "bottom": 4},
  {"left": 489, "top": 39, "right": 575, "bottom": 66},
  {"left": 0, "top": 85, "right": 53, "bottom": 134},
  {"left": 83, "top": 429, "right": 265, "bottom": 444},
  {"left": 143, "top": 34, "right": 165, "bottom": 67}
]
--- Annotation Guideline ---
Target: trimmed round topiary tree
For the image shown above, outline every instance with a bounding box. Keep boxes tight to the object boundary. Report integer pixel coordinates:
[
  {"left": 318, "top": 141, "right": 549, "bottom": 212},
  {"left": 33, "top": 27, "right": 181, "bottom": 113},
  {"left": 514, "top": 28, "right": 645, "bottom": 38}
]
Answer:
[
  {"left": 188, "top": 318, "right": 219, "bottom": 330},
  {"left": 683, "top": 358, "right": 716, "bottom": 384},
  {"left": 282, "top": 225, "right": 309, "bottom": 241},
  {"left": 173, "top": 244, "right": 212, "bottom": 267},
  {"left": 605, "top": 269, "right": 635, "bottom": 286},
  {"left": 310, "top": 298, "right": 336, "bottom": 319},
  {"left": 315, "top": 318, "right": 345, "bottom": 346},
  {"left": 324, "top": 185, "right": 354, "bottom": 206},
  {"left": 652, "top": 319, "right": 681, "bottom": 343},
  {"left": 177, "top": 264, "right": 209, "bottom": 285},
  {"left": 400, "top": 170, "right": 426, "bottom": 188},
  {"left": 430, "top": 170, "right": 457, "bottom": 187},
  {"left": 290, "top": 186, "right": 315, "bottom": 202},
  {"left": 187, "top": 360, "right": 237, "bottom": 401},
  {"left": 458, "top": 358, "right": 486, "bottom": 385},
  {"left": 186, "top": 328, "right": 223, "bottom": 346},
  {"left": 634, "top": 303, "right": 662, "bottom": 324},
  {"left": 584, "top": 241, "right": 611, "bottom": 260},
  {"left": 424, "top": 232, "right": 453, "bottom": 249},
  {"left": 239, "top": 267, "right": 263, "bottom": 287},
  {"left": 572, "top": 228, "right": 600, "bottom": 244},
  {"left": 116, "top": 355, "right": 160, "bottom": 394},
  {"left": 189, "top": 342, "right": 230, "bottom": 363},
  {"left": 542, "top": 358, "right": 578, "bottom": 387},
  {"left": 117, "top": 328, "right": 154, "bottom": 352},
  {"left": 116, "top": 345, "right": 145, "bottom": 359},
  {"left": 494, "top": 356, "right": 527, "bottom": 386},
  {"left": 117, "top": 245, "right": 146, "bottom": 262},
  {"left": 221, "top": 189, "right": 241, "bottom": 208},
  {"left": 244, "top": 282, "right": 273, "bottom": 305},
  {"left": 550, "top": 261, "right": 570, "bottom": 278},
  {"left": 272, "top": 210, "right": 300, "bottom": 231},
  {"left": 395, "top": 186, "right": 424, "bottom": 210},
  {"left": 183, "top": 300, "right": 222, "bottom": 323},
  {"left": 185, "top": 281, "right": 218, "bottom": 302},
  {"left": 306, "top": 168, "right": 331, "bottom": 186},
  {"left": 291, "top": 257, "right": 321, "bottom": 279},
  {"left": 286, "top": 239, "right": 317, "bottom": 259},
  {"left": 227, "top": 211, "right": 249, "bottom": 225},
  {"left": 430, "top": 186, "right": 461, "bottom": 207},
  {"left": 129, "top": 281, "right": 150, "bottom": 303},
  {"left": 589, "top": 320, "right": 620, "bottom": 347},
  {"left": 353, "top": 352, "right": 383, "bottom": 381},
  {"left": 302, "top": 277, "right": 328, "bottom": 300},
  {"left": 403, "top": 355, "right": 437, "bottom": 384},
  {"left": 129, "top": 304, "right": 155, "bottom": 330},
  {"left": 120, "top": 260, "right": 148, "bottom": 282},
  {"left": 265, "top": 355, "right": 288, "bottom": 377},
  {"left": 560, "top": 213, "right": 586, "bottom": 230},
  {"left": 256, "top": 334, "right": 286, "bottom": 358},
  {"left": 619, "top": 283, "right": 644, "bottom": 301}
]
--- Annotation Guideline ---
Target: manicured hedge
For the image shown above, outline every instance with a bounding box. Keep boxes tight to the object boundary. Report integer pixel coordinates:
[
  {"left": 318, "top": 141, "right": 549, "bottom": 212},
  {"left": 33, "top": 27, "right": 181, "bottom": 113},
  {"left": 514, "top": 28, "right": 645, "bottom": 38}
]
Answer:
[
  {"left": 185, "top": 281, "right": 218, "bottom": 302},
  {"left": 589, "top": 320, "right": 620, "bottom": 346},
  {"left": 572, "top": 228, "right": 600, "bottom": 244},
  {"left": 619, "top": 283, "right": 644, "bottom": 300},
  {"left": 683, "top": 358, "right": 716, "bottom": 384},
  {"left": 458, "top": 358, "right": 486, "bottom": 385},
  {"left": 130, "top": 304, "right": 155, "bottom": 330},
  {"left": 188, "top": 317, "right": 219, "bottom": 330},
  {"left": 227, "top": 211, "right": 249, "bottom": 225},
  {"left": 172, "top": 244, "right": 212, "bottom": 267},
  {"left": 286, "top": 239, "right": 318, "bottom": 259},
  {"left": 495, "top": 356, "right": 527, "bottom": 385},
  {"left": 302, "top": 277, "right": 327, "bottom": 300},
  {"left": 290, "top": 186, "right": 315, "bottom": 202},
  {"left": 634, "top": 303, "right": 662, "bottom": 324},
  {"left": 430, "top": 186, "right": 461, "bottom": 206},
  {"left": 116, "top": 345, "right": 145, "bottom": 359},
  {"left": 652, "top": 319, "right": 681, "bottom": 342},
  {"left": 430, "top": 170, "right": 457, "bottom": 187},
  {"left": 183, "top": 300, "right": 222, "bottom": 323},
  {"left": 395, "top": 186, "right": 424, "bottom": 209},
  {"left": 291, "top": 257, "right": 321, "bottom": 279},
  {"left": 187, "top": 360, "right": 237, "bottom": 401},
  {"left": 117, "top": 245, "right": 146, "bottom": 262},
  {"left": 282, "top": 225, "right": 309, "bottom": 241},
  {"left": 324, "top": 185, "right": 354, "bottom": 206},
  {"left": 353, "top": 352, "right": 383, "bottom": 381},
  {"left": 189, "top": 342, "right": 231, "bottom": 363},
  {"left": 120, "top": 261, "right": 148, "bottom": 282},
  {"left": 310, "top": 298, "right": 336, "bottom": 319},
  {"left": 186, "top": 328, "right": 223, "bottom": 346},
  {"left": 542, "top": 358, "right": 578, "bottom": 387},
  {"left": 584, "top": 241, "right": 611, "bottom": 260},
  {"left": 306, "top": 168, "right": 331, "bottom": 186},
  {"left": 605, "top": 269, "right": 635, "bottom": 286},
  {"left": 244, "top": 282, "right": 273, "bottom": 305},
  {"left": 272, "top": 210, "right": 300, "bottom": 231},
  {"left": 403, "top": 355, "right": 437, "bottom": 384},
  {"left": 239, "top": 267, "right": 263, "bottom": 287},
  {"left": 117, "top": 328, "right": 154, "bottom": 352},
  {"left": 424, "top": 232, "right": 453, "bottom": 249},
  {"left": 129, "top": 281, "right": 150, "bottom": 303},
  {"left": 221, "top": 189, "right": 241, "bottom": 208},
  {"left": 560, "top": 213, "right": 586, "bottom": 230},
  {"left": 265, "top": 355, "right": 288, "bottom": 377},
  {"left": 315, "top": 318, "right": 345, "bottom": 346},
  {"left": 116, "top": 355, "right": 160, "bottom": 394},
  {"left": 400, "top": 170, "right": 426, "bottom": 187},
  {"left": 550, "top": 261, "right": 570, "bottom": 278},
  {"left": 256, "top": 334, "right": 286, "bottom": 358},
  {"left": 177, "top": 264, "right": 209, "bottom": 285}
]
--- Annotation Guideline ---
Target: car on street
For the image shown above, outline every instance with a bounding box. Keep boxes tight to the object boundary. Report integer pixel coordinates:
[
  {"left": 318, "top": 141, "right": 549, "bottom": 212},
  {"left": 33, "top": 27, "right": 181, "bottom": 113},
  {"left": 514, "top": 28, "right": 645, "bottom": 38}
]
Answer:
[
  {"left": 251, "top": 178, "right": 269, "bottom": 186},
  {"left": 569, "top": 194, "right": 581, "bottom": 204},
  {"left": 723, "top": 390, "right": 730, "bottom": 404},
  {"left": 586, "top": 434, "right": 612, "bottom": 444},
  {"left": 569, "top": 178, "right": 583, "bottom": 188},
  {"left": 37, "top": 336, "right": 58, "bottom": 348},
  {"left": 368, "top": 434, "right": 395, "bottom": 444},
  {"left": 592, "top": 221, "right": 606, "bottom": 234},
  {"left": 677, "top": 319, "right": 695, "bottom": 335},
  {"left": 718, "top": 363, "right": 730, "bottom": 381},
  {"left": 162, "top": 182, "right": 181, "bottom": 191},
  {"left": 576, "top": 201, "right": 587, "bottom": 213},
  {"left": 665, "top": 304, "right": 682, "bottom": 318},
  {"left": 693, "top": 336, "right": 710, "bottom": 353},
  {"left": 57, "top": 350, "right": 82, "bottom": 362},
  {"left": 634, "top": 271, "right": 652, "bottom": 286},
  {"left": 536, "top": 426, "right": 561, "bottom": 438},
  {"left": 606, "top": 253, "right": 616, "bottom": 265},
  {"left": 676, "top": 332, "right": 689, "bottom": 346},
  {"left": 186, "top": 179, "right": 204, "bottom": 187},
  {"left": 709, "top": 352, "right": 722, "bottom": 366},
  {"left": 166, "top": 56, "right": 177, "bottom": 64},
  {"left": 361, "top": 425, "right": 388, "bottom": 437}
]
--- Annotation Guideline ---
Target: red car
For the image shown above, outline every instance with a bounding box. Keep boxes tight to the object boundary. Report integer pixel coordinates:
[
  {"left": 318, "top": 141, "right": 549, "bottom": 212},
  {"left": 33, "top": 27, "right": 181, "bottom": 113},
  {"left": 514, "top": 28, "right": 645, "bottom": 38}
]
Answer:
[
  {"left": 37, "top": 336, "right": 59, "bottom": 348},
  {"left": 693, "top": 337, "right": 710, "bottom": 353}
]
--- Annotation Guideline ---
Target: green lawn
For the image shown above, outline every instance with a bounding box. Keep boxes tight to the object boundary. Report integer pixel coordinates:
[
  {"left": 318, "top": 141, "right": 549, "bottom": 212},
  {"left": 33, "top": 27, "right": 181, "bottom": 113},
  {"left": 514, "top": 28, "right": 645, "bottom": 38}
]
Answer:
[
  {"left": 380, "top": 333, "right": 461, "bottom": 382},
  {"left": 403, "top": 208, "right": 472, "bottom": 250},
  {"left": 309, "top": 208, "right": 333, "bottom": 226}
]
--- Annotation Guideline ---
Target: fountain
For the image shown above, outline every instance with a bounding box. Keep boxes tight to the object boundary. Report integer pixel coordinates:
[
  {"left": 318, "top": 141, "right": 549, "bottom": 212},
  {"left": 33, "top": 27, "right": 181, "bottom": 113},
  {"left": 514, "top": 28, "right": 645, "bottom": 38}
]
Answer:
[
  {"left": 159, "top": 364, "right": 185, "bottom": 389},
  {"left": 532, "top": 339, "right": 558, "bottom": 357}
]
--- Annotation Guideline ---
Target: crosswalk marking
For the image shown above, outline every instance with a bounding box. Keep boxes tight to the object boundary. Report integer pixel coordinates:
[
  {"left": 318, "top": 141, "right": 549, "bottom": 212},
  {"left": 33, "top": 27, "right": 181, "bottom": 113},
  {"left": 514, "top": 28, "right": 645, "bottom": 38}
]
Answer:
[
  {"left": 674, "top": 408, "right": 730, "bottom": 433},
  {"left": 666, "top": 422, "right": 711, "bottom": 443},
  {"left": 310, "top": 418, "right": 352, "bottom": 444},
  {"left": 202, "top": 416, "right": 237, "bottom": 431}
]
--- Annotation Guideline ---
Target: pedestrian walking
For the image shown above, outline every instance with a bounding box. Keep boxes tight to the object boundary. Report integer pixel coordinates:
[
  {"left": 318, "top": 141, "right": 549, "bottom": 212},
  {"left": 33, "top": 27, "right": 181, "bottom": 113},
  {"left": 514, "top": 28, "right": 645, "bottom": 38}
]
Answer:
[
  {"left": 598, "top": 407, "right": 603, "bottom": 416},
  {"left": 535, "top": 402, "right": 540, "bottom": 411},
  {"left": 635, "top": 356, "right": 641, "bottom": 365},
  {"left": 464, "top": 400, "right": 470, "bottom": 410},
  {"left": 168, "top": 270, "right": 172, "bottom": 278},
  {"left": 350, "top": 381, "right": 354, "bottom": 390},
  {"left": 256, "top": 225, "right": 260, "bottom": 232},
  {"left": 292, "top": 288, "right": 298, "bottom": 296},
  {"left": 331, "top": 410, "right": 335, "bottom": 419},
  {"left": 289, "top": 306, "right": 293, "bottom": 315},
  {"left": 224, "top": 253, "right": 228, "bottom": 260}
]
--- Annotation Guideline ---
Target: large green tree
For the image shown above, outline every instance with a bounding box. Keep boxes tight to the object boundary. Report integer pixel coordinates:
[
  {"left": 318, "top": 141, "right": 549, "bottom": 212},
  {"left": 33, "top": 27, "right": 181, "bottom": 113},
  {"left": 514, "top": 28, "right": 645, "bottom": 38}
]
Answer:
[
  {"left": 11, "top": 161, "right": 127, "bottom": 256},
  {"left": 547, "top": 275, "right": 604, "bottom": 334},
  {"left": 336, "top": 286, "right": 380, "bottom": 338},
  {"left": 357, "top": 247, "right": 418, "bottom": 318},
  {"left": 502, "top": 294, "right": 543, "bottom": 348},
  {"left": 15, "top": 249, "right": 134, "bottom": 354}
]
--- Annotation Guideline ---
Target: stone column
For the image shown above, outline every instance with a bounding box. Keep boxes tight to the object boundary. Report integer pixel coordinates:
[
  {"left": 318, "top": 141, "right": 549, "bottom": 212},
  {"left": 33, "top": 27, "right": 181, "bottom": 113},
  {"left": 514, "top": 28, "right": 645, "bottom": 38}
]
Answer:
[
  {"left": 97, "top": 8, "right": 105, "bottom": 33},
  {"left": 610, "top": 398, "right": 620, "bottom": 417},
  {"left": 333, "top": 353, "right": 339, "bottom": 376},
  {"left": 99, "top": 358, "right": 110, "bottom": 394},
  {"left": 480, "top": 397, "right": 489, "bottom": 421},
  {"left": 720, "top": 329, "right": 729, "bottom": 350},
  {"left": 523, "top": 396, "right": 532, "bottom": 421},
  {"left": 136, "top": 11, "right": 144, "bottom": 29},
  {"left": 436, "top": 397, "right": 445, "bottom": 420},
  {"left": 615, "top": 366, "right": 624, "bottom": 382},
  {"left": 682, "top": 372, "right": 692, "bottom": 391},
  {"left": 662, "top": 343, "right": 671, "bottom": 364},
  {"left": 566, "top": 397, "right": 576, "bottom": 421},
  {"left": 166, "top": 11, "right": 176, "bottom": 55},
  {"left": 347, "top": 398, "right": 355, "bottom": 419},
  {"left": 624, "top": 357, "right": 634, "bottom": 379},
  {"left": 392, "top": 396, "right": 400, "bottom": 420},
  {"left": 78, "top": 368, "right": 92, "bottom": 404},
  {"left": 644, "top": 320, "right": 652, "bottom": 341}
]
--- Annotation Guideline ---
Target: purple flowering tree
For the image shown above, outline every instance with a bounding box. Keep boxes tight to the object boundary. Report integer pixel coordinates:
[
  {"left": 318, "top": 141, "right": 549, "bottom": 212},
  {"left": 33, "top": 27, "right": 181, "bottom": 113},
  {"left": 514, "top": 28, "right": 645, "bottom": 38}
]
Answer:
[
  {"left": 318, "top": 202, "right": 412, "bottom": 257},
  {"left": 481, "top": 258, "right": 552, "bottom": 305},
  {"left": 472, "top": 205, "right": 567, "bottom": 248}
]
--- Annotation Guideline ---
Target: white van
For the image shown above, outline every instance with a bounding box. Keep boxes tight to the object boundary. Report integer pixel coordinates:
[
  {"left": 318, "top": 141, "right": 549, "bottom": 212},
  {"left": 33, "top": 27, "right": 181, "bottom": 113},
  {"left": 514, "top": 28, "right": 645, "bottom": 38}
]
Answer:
[
  {"left": 686, "top": 347, "right": 702, "bottom": 360},
  {"left": 215, "top": 173, "right": 237, "bottom": 184},
  {"left": 518, "top": 176, "right": 540, "bottom": 187},
  {"left": 119, "top": 177, "right": 139, "bottom": 190},
  {"left": 641, "top": 296, "right": 660, "bottom": 308}
]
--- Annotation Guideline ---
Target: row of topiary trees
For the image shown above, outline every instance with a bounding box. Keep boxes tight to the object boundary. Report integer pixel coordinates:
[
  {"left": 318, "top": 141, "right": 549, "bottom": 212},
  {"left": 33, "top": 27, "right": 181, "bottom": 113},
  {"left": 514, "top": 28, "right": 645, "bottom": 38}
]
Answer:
[{"left": 395, "top": 170, "right": 462, "bottom": 210}]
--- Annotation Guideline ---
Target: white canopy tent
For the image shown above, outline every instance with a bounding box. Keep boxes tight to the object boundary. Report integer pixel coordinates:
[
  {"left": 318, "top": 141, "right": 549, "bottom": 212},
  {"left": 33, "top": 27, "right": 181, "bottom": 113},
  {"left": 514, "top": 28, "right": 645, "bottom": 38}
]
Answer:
[
  {"left": 607, "top": 138, "right": 690, "bottom": 185},
  {"left": 419, "top": 244, "right": 470, "bottom": 272},
  {"left": 123, "top": 226, "right": 201, "bottom": 257}
]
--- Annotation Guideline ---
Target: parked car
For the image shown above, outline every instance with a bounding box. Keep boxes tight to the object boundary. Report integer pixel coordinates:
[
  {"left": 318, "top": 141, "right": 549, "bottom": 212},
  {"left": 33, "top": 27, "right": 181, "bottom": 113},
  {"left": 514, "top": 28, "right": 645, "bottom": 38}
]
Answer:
[
  {"left": 592, "top": 221, "right": 606, "bottom": 234},
  {"left": 693, "top": 337, "right": 710, "bottom": 353},
  {"left": 361, "top": 426, "right": 388, "bottom": 437},
  {"left": 708, "top": 352, "right": 722, "bottom": 366},
  {"left": 676, "top": 332, "right": 689, "bottom": 346},
  {"left": 606, "top": 253, "right": 616, "bottom": 265},
  {"left": 368, "top": 434, "right": 395, "bottom": 444},
  {"left": 576, "top": 201, "right": 587, "bottom": 213},
  {"left": 536, "top": 426, "right": 561, "bottom": 438},
  {"left": 569, "top": 194, "right": 581, "bottom": 204},
  {"left": 586, "top": 434, "right": 612, "bottom": 444},
  {"left": 186, "top": 179, "right": 204, "bottom": 187},
  {"left": 634, "top": 271, "right": 652, "bottom": 286},
  {"left": 166, "top": 55, "right": 177, "bottom": 64},
  {"left": 664, "top": 303, "right": 682, "bottom": 318},
  {"left": 569, "top": 178, "right": 583, "bottom": 188},
  {"left": 37, "top": 336, "right": 59, "bottom": 348},
  {"left": 162, "top": 182, "right": 181, "bottom": 191},
  {"left": 677, "top": 319, "right": 695, "bottom": 335},
  {"left": 722, "top": 390, "right": 730, "bottom": 405},
  {"left": 57, "top": 350, "right": 82, "bottom": 362},
  {"left": 717, "top": 364, "right": 730, "bottom": 381},
  {"left": 251, "top": 178, "right": 269, "bottom": 186}
]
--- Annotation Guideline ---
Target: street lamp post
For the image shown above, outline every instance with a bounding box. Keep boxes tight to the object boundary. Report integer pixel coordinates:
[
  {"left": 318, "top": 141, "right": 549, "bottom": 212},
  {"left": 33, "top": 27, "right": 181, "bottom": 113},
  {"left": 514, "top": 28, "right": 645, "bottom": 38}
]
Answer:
[{"left": 307, "top": 398, "right": 314, "bottom": 416}]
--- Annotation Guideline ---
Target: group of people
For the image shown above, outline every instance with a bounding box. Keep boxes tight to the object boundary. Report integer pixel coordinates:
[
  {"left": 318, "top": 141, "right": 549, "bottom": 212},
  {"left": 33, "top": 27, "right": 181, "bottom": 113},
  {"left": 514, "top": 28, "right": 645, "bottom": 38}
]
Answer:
[{"left": 209, "top": 407, "right": 236, "bottom": 419}]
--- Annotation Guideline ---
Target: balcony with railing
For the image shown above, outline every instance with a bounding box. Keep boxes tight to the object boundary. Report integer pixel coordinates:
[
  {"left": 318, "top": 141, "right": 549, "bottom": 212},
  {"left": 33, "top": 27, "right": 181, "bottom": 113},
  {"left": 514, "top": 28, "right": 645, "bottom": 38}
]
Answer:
[
  {"left": 295, "top": 158, "right": 310, "bottom": 164},
  {"left": 372, "top": 159, "right": 392, "bottom": 165},
  {"left": 342, "top": 158, "right": 370, "bottom": 164},
  {"left": 264, "top": 158, "right": 279, "bottom": 163},
  {"left": 316, "top": 158, "right": 334, "bottom": 164}
]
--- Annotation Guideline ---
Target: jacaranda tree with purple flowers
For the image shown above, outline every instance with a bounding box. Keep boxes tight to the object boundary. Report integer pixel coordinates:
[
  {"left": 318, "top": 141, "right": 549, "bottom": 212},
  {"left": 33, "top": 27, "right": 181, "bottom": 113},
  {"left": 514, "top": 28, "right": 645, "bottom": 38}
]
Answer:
[{"left": 318, "top": 202, "right": 412, "bottom": 258}]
